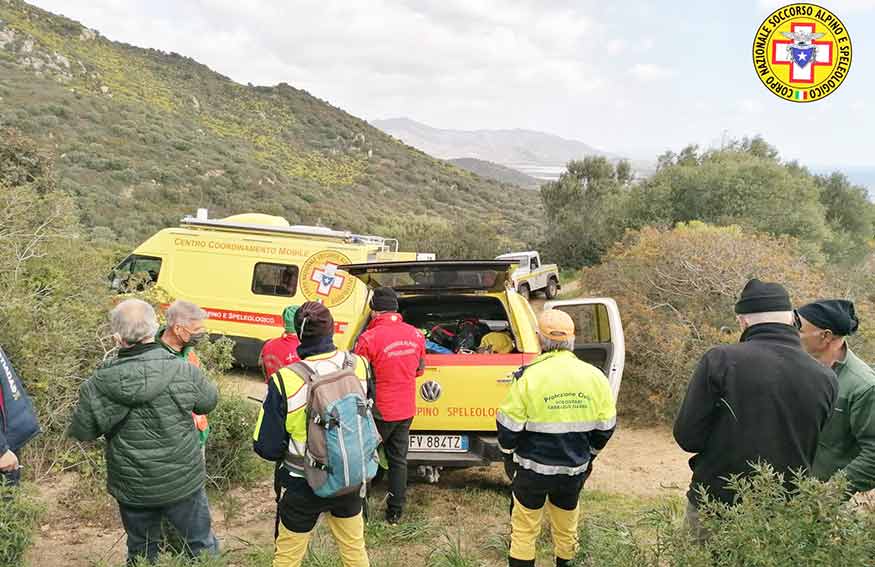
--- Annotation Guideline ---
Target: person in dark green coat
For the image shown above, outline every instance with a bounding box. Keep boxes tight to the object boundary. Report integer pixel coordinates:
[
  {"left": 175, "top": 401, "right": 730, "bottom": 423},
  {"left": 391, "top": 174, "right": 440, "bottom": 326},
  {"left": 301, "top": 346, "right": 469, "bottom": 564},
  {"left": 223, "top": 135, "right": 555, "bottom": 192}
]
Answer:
[
  {"left": 155, "top": 300, "right": 211, "bottom": 449},
  {"left": 797, "top": 300, "right": 875, "bottom": 495},
  {"left": 69, "top": 299, "right": 220, "bottom": 564}
]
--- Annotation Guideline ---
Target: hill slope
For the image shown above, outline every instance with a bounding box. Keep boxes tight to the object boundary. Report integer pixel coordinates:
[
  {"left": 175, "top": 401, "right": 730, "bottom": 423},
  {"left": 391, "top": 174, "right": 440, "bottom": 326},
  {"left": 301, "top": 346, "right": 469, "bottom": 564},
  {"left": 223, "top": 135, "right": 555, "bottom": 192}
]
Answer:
[
  {"left": 373, "top": 117, "right": 612, "bottom": 166},
  {"left": 0, "top": 1, "right": 540, "bottom": 246},
  {"left": 447, "top": 158, "right": 540, "bottom": 190}
]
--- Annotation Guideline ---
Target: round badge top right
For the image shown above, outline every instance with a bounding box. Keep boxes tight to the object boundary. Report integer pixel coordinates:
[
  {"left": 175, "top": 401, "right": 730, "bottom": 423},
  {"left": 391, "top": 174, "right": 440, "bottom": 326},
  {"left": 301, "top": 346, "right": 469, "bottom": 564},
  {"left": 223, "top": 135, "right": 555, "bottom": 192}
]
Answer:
[{"left": 753, "top": 4, "right": 852, "bottom": 102}]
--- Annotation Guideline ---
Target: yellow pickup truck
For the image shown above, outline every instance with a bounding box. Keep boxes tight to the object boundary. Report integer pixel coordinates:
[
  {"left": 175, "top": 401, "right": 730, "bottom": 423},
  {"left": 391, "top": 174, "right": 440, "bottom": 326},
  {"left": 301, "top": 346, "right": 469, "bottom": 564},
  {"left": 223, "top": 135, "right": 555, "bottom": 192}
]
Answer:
[{"left": 342, "top": 260, "right": 624, "bottom": 482}]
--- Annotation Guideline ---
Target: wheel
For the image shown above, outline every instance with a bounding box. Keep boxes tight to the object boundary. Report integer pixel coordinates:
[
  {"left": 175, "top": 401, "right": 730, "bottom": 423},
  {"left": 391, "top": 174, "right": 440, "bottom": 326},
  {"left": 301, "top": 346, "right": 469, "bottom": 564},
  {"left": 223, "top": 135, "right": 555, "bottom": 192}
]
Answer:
[
  {"left": 518, "top": 284, "right": 530, "bottom": 300},
  {"left": 545, "top": 277, "right": 559, "bottom": 299}
]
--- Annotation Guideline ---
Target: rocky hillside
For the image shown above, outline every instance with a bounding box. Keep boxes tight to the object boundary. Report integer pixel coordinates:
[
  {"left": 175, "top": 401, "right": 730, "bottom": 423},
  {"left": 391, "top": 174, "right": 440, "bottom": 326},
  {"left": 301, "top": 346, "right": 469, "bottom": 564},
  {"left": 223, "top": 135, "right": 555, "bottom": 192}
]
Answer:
[{"left": 0, "top": 0, "right": 541, "bottom": 246}]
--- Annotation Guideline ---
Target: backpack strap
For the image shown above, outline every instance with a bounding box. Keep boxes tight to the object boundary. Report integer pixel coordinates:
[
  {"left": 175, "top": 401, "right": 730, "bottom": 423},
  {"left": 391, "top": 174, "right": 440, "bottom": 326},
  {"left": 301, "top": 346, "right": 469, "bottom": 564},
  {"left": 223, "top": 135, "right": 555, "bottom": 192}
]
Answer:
[
  {"left": 511, "top": 356, "right": 550, "bottom": 381},
  {"left": 288, "top": 361, "right": 317, "bottom": 385}
]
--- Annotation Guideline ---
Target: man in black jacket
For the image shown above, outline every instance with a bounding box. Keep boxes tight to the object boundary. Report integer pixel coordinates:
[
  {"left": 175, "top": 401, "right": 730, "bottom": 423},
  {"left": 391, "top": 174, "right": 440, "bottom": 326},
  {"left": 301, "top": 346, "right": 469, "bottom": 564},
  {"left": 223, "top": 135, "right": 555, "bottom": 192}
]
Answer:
[{"left": 673, "top": 279, "right": 837, "bottom": 540}]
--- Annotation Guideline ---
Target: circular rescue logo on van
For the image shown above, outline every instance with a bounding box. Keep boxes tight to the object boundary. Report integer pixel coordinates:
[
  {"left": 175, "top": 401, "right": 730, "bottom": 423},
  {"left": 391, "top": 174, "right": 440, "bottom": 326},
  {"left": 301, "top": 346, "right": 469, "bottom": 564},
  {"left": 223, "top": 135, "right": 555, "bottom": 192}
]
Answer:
[
  {"left": 300, "top": 250, "right": 355, "bottom": 307},
  {"left": 752, "top": 4, "right": 851, "bottom": 102}
]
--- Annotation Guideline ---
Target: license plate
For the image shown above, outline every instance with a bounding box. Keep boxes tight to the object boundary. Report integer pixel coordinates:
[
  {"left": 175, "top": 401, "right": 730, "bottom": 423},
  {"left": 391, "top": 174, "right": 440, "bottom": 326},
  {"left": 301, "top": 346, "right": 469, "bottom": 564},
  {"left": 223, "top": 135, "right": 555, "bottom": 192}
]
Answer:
[{"left": 408, "top": 434, "right": 468, "bottom": 452}]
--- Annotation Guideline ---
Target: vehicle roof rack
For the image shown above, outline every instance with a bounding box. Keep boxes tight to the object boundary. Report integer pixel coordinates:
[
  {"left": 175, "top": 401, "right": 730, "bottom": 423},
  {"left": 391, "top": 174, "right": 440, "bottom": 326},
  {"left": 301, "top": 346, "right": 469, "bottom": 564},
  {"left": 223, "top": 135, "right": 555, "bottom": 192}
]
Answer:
[{"left": 179, "top": 215, "right": 399, "bottom": 252}]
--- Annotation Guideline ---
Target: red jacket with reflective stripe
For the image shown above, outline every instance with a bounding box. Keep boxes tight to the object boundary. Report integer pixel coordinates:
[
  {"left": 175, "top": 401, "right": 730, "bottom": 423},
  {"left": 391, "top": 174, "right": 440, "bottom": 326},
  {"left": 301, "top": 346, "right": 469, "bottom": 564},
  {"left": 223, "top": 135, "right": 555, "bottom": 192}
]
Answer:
[
  {"left": 260, "top": 333, "right": 301, "bottom": 381},
  {"left": 354, "top": 313, "right": 425, "bottom": 421}
]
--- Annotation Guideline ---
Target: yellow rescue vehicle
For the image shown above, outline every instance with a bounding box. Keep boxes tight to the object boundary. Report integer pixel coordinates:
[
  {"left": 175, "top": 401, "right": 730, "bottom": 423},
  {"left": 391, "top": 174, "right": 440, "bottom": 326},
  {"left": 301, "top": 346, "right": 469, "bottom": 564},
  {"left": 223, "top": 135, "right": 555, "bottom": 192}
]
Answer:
[
  {"left": 342, "top": 260, "right": 624, "bottom": 481},
  {"left": 111, "top": 211, "right": 427, "bottom": 366}
]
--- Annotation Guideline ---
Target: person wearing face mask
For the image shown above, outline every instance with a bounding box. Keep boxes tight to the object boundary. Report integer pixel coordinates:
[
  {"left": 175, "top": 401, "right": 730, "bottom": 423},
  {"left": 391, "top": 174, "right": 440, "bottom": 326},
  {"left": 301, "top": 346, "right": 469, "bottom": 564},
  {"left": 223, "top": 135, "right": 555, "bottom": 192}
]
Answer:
[
  {"left": 157, "top": 300, "right": 211, "bottom": 450},
  {"left": 69, "top": 299, "right": 219, "bottom": 564}
]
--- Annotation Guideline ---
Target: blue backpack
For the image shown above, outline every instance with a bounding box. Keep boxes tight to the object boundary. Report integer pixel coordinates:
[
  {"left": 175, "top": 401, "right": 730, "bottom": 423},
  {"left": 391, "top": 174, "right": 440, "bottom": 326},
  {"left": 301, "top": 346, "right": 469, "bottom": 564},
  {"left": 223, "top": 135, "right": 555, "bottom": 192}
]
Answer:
[{"left": 289, "top": 353, "right": 380, "bottom": 498}]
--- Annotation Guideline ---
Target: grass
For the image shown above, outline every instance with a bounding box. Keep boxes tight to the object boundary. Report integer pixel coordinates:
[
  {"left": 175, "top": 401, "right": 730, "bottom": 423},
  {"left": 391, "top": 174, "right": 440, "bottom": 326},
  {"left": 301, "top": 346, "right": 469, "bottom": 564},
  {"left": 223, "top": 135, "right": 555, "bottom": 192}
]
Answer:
[{"left": 29, "top": 462, "right": 682, "bottom": 567}]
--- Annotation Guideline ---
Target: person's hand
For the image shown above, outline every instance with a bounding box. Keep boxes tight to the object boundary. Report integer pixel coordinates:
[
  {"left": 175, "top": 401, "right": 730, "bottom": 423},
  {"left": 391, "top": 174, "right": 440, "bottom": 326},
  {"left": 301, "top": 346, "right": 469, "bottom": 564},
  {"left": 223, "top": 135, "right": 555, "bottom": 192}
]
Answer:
[
  {"left": 0, "top": 450, "right": 19, "bottom": 472},
  {"left": 503, "top": 453, "right": 516, "bottom": 481}
]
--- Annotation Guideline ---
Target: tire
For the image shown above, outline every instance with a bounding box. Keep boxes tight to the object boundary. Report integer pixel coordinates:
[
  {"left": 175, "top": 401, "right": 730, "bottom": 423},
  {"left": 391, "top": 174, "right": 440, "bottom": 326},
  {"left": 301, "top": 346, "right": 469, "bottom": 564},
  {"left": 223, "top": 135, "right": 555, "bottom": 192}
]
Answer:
[
  {"left": 518, "top": 283, "right": 530, "bottom": 300},
  {"left": 545, "top": 277, "right": 559, "bottom": 299}
]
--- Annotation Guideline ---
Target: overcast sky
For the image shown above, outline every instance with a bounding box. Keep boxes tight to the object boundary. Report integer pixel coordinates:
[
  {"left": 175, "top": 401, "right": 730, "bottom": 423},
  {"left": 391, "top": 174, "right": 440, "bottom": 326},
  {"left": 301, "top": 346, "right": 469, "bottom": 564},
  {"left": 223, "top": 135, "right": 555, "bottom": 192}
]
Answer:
[{"left": 28, "top": 0, "right": 875, "bottom": 166}]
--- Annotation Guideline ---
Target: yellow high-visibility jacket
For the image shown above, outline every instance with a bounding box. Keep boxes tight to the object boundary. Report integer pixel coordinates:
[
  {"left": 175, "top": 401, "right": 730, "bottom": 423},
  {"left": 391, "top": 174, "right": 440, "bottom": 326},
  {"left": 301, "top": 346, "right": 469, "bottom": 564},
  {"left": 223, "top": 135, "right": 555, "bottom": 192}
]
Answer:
[
  {"left": 497, "top": 350, "right": 616, "bottom": 475},
  {"left": 253, "top": 349, "right": 369, "bottom": 478}
]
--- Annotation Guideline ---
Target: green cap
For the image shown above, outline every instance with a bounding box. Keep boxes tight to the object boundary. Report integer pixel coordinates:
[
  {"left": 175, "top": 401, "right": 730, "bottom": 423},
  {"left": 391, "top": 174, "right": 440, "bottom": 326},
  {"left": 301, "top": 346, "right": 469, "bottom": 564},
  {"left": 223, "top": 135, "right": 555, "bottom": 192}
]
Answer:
[{"left": 282, "top": 305, "right": 300, "bottom": 333}]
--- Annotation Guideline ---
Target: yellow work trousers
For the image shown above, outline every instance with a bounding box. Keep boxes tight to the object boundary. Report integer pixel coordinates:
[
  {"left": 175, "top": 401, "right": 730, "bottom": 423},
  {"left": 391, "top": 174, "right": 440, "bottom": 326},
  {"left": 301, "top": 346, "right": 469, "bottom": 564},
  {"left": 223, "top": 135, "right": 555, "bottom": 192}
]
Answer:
[
  {"left": 274, "top": 513, "right": 369, "bottom": 567},
  {"left": 509, "top": 494, "right": 580, "bottom": 562}
]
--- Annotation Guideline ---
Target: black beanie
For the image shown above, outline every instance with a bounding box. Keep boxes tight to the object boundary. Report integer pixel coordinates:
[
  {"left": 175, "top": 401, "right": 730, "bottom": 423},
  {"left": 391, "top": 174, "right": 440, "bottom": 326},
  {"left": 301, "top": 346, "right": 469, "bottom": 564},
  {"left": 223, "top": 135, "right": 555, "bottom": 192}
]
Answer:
[
  {"left": 734, "top": 279, "right": 792, "bottom": 314},
  {"left": 797, "top": 299, "right": 859, "bottom": 336},
  {"left": 370, "top": 287, "right": 398, "bottom": 312},
  {"left": 294, "top": 301, "right": 334, "bottom": 340}
]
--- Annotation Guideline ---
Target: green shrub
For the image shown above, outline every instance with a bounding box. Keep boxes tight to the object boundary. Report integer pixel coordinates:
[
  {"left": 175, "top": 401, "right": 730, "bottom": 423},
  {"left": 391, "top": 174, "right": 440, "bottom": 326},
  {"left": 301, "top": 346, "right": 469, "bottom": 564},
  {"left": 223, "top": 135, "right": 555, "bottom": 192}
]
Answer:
[
  {"left": 0, "top": 484, "right": 43, "bottom": 566},
  {"left": 204, "top": 388, "right": 262, "bottom": 489},
  {"left": 573, "top": 464, "right": 875, "bottom": 567}
]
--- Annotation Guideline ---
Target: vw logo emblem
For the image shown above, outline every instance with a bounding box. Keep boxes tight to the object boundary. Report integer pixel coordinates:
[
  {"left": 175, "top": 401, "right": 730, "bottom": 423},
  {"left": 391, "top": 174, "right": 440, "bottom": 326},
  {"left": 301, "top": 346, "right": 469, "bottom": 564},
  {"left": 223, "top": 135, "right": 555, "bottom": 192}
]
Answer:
[{"left": 420, "top": 380, "right": 442, "bottom": 402}]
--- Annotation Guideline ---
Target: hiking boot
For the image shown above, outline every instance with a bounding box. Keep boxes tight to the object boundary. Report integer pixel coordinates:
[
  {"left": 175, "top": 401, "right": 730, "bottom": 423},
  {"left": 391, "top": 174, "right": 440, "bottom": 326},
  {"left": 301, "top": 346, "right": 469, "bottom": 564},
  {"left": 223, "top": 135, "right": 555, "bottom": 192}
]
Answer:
[{"left": 385, "top": 509, "right": 402, "bottom": 525}]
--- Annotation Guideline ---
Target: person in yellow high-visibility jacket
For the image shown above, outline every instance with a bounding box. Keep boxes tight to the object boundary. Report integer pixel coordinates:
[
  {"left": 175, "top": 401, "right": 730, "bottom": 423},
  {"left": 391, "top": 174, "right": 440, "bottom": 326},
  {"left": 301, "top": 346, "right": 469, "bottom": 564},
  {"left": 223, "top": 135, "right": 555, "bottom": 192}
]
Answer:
[
  {"left": 497, "top": 309, "right": 617, "bottom": 567},
  {"left": 253, "top": 301, "right": 370, "bottom": 567}
]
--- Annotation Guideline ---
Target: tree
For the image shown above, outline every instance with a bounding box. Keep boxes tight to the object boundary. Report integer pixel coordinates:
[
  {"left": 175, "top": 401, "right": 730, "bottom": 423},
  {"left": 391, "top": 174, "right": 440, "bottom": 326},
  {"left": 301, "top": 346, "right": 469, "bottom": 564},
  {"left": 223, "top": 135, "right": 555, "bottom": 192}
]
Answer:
[
  {"left": 540, "top": 156, "right": 632, "bottom": 267},
  {"left": 815, "top": 172, "right": 875, "bottom": 264},
  {"left": 626, "top": 139, "right": 842, "bottom": 261}
]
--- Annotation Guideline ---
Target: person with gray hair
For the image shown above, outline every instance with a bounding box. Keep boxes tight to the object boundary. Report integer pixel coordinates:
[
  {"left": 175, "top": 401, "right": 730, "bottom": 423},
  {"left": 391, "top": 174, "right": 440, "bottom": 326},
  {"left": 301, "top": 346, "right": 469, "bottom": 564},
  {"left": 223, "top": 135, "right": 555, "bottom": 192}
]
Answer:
[
  {"left": 674, "top": 279, "right": 838, "bottom": 542},
  {"left": 69, "top": 299, "right": 220, "bottom": 564},
  {"left": 157, "top": 300, "right": 211, "bottom": 449}
]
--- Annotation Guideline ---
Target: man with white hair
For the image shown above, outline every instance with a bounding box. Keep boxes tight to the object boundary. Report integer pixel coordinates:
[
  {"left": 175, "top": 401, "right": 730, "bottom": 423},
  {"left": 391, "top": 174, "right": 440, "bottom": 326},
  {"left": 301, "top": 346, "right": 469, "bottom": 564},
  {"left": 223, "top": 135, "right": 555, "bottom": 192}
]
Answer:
[
  {"left": 157, "top": 300, "right": 211, "bottom": 448},
  {"left": 497, "top": 309, "right": 617, "bottom": 567},
  {"left": 69, "top": 299, "right": 219, "bottom": 564},
  {"left": 674, "top": 279, "right": 838, "bottom": 541}
]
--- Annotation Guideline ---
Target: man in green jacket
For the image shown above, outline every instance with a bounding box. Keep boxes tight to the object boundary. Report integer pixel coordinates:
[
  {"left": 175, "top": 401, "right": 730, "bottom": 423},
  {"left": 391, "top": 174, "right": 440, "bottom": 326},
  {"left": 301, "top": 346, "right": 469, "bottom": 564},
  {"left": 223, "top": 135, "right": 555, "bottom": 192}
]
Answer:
[
  {"left": 797, "top": 299, "right": 875, "bottom": 495},
  {"left": 156, "top": 300, "right": 211, "bottom": 449},
  {"left": 69, "top": 299, "right": 220, "bottom": 564}
]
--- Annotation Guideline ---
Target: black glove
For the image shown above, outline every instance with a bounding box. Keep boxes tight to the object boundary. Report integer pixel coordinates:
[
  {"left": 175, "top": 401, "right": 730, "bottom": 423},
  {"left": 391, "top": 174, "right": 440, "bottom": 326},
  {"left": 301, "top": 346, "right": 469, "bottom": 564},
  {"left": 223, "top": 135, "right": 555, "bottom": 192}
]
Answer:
[
  {"left": 583, "top": 453, "right": 596, "bottom": 481},
  {"left": 503, "top": 453, "right": 516, "bottom": 481}
]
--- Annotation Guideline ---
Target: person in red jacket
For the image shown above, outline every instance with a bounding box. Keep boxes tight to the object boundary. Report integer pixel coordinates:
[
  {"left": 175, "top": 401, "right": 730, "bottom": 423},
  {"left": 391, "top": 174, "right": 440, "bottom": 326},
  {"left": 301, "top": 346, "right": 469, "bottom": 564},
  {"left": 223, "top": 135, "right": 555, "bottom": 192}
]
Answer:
[
  {"left": 260, "top": 305, "right": 301, "bottom": 381},
  {"left": 354, "top": 287, "right": 425, "bottom": 525}
]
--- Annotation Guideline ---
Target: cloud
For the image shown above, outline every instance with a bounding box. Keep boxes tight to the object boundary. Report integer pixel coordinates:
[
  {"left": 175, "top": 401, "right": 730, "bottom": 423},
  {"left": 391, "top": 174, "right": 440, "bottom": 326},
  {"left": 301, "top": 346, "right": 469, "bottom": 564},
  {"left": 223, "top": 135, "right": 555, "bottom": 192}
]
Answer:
[
  {"left": 29, "top": 0, "right": 612, "bottom": 132},
  {"left": 628, "top": 63, "right": 674, "bottom": 81}
]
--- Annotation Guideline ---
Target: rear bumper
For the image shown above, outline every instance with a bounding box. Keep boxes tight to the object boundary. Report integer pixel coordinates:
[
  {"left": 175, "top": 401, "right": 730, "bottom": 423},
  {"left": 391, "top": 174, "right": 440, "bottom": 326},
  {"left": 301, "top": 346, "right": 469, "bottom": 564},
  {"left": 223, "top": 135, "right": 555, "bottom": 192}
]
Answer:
[{"left": 407, "top": 434, "right": 502, "bottom": 467}]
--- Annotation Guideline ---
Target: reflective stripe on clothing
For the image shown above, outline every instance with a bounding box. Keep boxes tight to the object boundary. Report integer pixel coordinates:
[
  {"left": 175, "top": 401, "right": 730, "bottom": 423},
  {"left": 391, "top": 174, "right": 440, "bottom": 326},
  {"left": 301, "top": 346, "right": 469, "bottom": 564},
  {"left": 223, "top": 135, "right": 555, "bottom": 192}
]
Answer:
[
  {"left": 497, "top": 349, "right": 616, "bottom": 475},
  {"left": 253, "top": 350, "right": 370, "bottom": 478},
  {"left": 497, "top": 410, "right": 526, "bottom": 433},
  {"left": 524, "top": 416, "right": 617, "bottom": 434},
  {"left": 513, "top": 454, "right": 590, "bottom": 476}
]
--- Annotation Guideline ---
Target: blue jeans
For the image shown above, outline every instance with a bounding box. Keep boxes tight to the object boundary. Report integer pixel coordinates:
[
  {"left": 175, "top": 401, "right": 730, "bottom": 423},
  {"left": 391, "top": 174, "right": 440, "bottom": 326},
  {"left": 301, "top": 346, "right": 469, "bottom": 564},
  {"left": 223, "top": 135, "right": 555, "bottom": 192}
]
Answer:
[{"left": 118, "top": 487, "right": 219, "bottom": 564}]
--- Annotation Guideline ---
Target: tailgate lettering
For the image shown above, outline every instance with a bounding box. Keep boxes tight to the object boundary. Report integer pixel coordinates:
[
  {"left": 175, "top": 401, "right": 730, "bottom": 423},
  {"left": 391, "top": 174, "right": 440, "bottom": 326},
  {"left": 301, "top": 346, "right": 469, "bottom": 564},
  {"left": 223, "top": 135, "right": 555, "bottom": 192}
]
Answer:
[
  {"left": 416, "top": 406, "right": 440, "bottom": 416},
  {"left": 446, "top": 407, "right": 498, "bottom": 417}
]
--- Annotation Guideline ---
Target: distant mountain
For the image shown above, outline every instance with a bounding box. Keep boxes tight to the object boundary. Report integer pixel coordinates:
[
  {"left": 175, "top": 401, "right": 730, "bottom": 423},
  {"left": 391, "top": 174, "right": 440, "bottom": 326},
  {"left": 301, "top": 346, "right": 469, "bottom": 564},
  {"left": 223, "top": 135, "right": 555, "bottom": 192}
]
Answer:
[
  {"left": 373, "top": 117, "right": 611, "bottom": 166},
  {"left": 448, "top": 158, "right": 540, "bottom": 190}
]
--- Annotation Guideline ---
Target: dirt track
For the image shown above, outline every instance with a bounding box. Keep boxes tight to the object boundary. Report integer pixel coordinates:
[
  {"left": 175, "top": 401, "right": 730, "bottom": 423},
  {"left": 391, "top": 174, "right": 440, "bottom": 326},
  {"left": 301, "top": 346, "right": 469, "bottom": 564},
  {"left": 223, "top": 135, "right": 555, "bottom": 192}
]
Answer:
[{"left": 27, "top": 425, "right": 690, "bottom": 566}]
